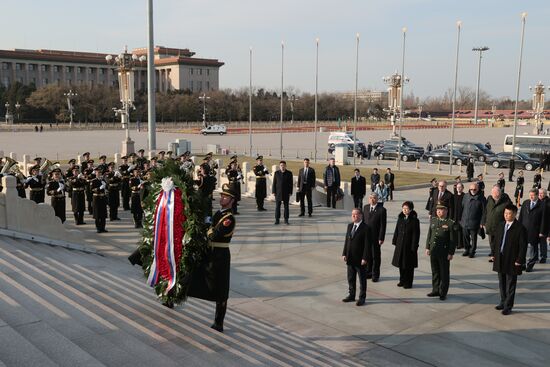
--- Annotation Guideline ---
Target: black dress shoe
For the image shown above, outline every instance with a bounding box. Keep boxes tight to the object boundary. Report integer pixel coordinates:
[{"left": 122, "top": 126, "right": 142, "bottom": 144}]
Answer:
[
  {"left": 356, "top": 299, "right": 365, "bottom": 306},
  {"left": 540, "top": 258, "right": 546, "bottom": 264},
  {"left": 372, "top": 277, "right": 379, "bottom": 283},
  {"left": 501, "top": 309, "right": 511, "bottom": 316},
  {"left": 284, "top": 220, "right": 289, "bottom": 225},
  {"left": 427, "top": 292, "right": 440, "bottom": 297},
  {"left": 274, "top": 221, "right": 280, "bottom": 225},
  {"left": 259, "top": 208, "right": 267, "bottom": 211},
  {"left": 397, "top": 282, "right": 403, "bottom": 287},
  {"left": 469, "top": 253, "right": 475, "bottom": 258},
  {"left": 403, "top": 285, "right": 412, "bottom": 289},
  {"left": 462, "top": 251, "right": 470, "bottom": 257},
  {"left": 342, "top": 295, "right": 355, "bottom": 303},
  {"left": 495, "top": 304, "right": 504, "bottom": 310},
  {"left": 526, "top": 264, "right": 534, "bottom": 272},
  {"left": 308, "top": 213, "right": 312, "bottom": 217},
  {"left": 211, "top": 323, "right": 224, "bottom": 332},
  {"left": 298, "top": 213, "right": 305, "bottom": 217},
  {"left": 439, "top": 295, "right": 447, "bottom": 301}
]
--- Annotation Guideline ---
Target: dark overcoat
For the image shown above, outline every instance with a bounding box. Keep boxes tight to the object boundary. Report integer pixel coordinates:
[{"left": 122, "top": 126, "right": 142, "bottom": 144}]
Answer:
[
  {"left": 342, "top": 222, "right": 373, "bottom": 267},
  {"left": 491, "top": 220, "right": 528, "bottom": 276},
  {"left": 391, "top": 211, "right": 420, "bottom": 269},
  {"left": 272, "top": 170, "right": 293, "bottom": 201}
]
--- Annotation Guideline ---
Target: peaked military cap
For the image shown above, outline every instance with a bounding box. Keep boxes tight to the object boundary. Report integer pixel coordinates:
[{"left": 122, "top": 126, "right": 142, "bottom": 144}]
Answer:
[
  {"left": 68, "top": 159, "right": 76, "bottom": 164},
  {"left": 220, "top": 183, "right": 237, "bottom": 198},
  {"left": 256, "top": 155, "right": 263, "bottom": 160},
  {"left": 99, "top": 155, "right": 107, "bottom": 160}
]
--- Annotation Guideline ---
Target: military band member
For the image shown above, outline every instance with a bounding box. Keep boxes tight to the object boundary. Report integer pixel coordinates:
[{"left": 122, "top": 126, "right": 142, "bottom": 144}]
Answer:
[
  {"left": 84, "top": 160, "right": 95, "bottom": 215},
  {"left": 90, "top": 167, "right": 108, "bottom": 233},
  {"left": 497, "top": 172, "right": 506, "bottom": 191},
  {"left": 188, "top": 183, "right": 236, "bottom": 332},
  {"left": 119, "top": 156, "right": 131, "bottom": 210},
  {"left": 426, "top": 202, "right": 457, "bottom": 300},
  {"left": 195, "top": 164, "right": 217, "bottom": 218},
  {"left": 130, "top": 168, "right": 144, "bottom": 228},
  {"left": 179, "top": 151, "right": 194, "bottom": 174},
  {"left": 46, "top": 168, "right": 66, "bottom": 223},
  {"left": 226, "top": 160, "right": 242, "bottom": 214},
  {"left": 69, "top": 166, "right": 87, "bottom": 225},
  {"left": 253, "top": 155, "right": 269, "bottom": 211},
  {"left": 97, "top": 155, "right": 108, "bottom": 173},
  {"left": 136, "top": 149, "right": 147, "bottom": 169},
  {"left": 106, "top": 162, "right": 122, "bottom": 221},
  {"left": 80, "top": 152, "right": 90, "bottom": 173},
  {"left": 25, "top": 165, "right": 45, "bottom": 203},
  {"left": 157, "top": 151, "right": 166, "bottom": 165},
  {"left": 515, "top": 170, "right": 525, "bottom": 206},
  {"left": 65, "top": 159, "right": 77, "bottom": 199},
  {"left": 13, "top": 172, "right": 26, "bottom": 198}
]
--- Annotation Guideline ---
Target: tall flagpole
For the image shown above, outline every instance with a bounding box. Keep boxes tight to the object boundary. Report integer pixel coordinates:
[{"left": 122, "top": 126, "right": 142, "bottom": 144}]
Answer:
[
  {"left": 353, "top": 33, "right": 359, "bottom": 166},
  {"left": 449, "top": 21, "right": 462, "bottom": 175},
  {"left": 248, "top": 47, "right": 253, "bottom": 157},
  {"left": 280, "top": 41, "right": 284, "bottom": 160},
  {"left": 147, "top": 0, "right": 156, "bottom": 151},
  {"left": 314, "top": 38, "right": 319, "bottom": 163},
  {"left": 397, "top": 27, "right": 407, "bottom": 170},
  {"left": 511, "top": 12, "right": 528, "bottom": 160}
]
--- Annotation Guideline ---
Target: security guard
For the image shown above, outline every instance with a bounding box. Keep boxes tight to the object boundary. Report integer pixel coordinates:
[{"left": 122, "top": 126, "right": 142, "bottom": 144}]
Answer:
[
  {"left": 253, "top": 155, "right": 269, "bottom": 211},
  {"left": 187, "top": 183, "right": 236, "bottom": 332},
  {"left": 425, "top": 202, "right": 457, "bottom": 300},
  {"left": 46, "top": 168, "right": 66, "bottom": 223}
]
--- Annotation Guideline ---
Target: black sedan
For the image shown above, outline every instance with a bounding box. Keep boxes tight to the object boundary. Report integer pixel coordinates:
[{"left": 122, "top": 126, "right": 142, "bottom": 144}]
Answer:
[
  {"left": 374, "top": 146, "right": 422, "bottom": 162},
  {"left": 423, "top": 149, "right": 468, "bottom": 165},
  {"left": 373, "top": 139, "right": 424, "bottom": 155},
  {"left": 487, "top": 152, "right": 540, "bottom": 171}
]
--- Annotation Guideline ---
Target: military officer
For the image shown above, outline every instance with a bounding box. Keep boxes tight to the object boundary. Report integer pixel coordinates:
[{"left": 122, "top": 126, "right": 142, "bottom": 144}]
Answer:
[
  {"left": 253, "top": 155, "right": 269, "bottom": 211},
  {"left": 84, "top": 160, "right": 95, "bottom": 215},
  {"left": 46, "top": 168, "right": 66, "bottom": 223},
  {"left": 157, "top": 151, "right": 166, "bottom": 165},
  {"left": 90, "top": 167, "right": 108, "bottom": 233},
  {"left": 81, "top": 152, "right": 90, "bottom": 173},
  {"left": 106, "top": 162, "right": 122, "bottom": 221},
  {"left": 119, "top": 156, "right": 131, "bottom": 210},
  {"left": 130, "top": 168, "right": 144, "bottom": 228},
  {"left": 65, "top": 158, "right": 76, "bottom": 199},
  {"left": 425, "top": 202, "right": 458, "bottom": 300},
  {"left": 24, "top": 165, "right": 45, "bottom": 203},
  {"left": 69, "top": 166, "right": 87, "bottom": 225},
  {"left": 136, "top": 149, "right": 147, "bottom": 169},
  {"left": 225, "top": 160, "right": 242, "bottom": 214},
  {"left": 97, "top": 155, "right": 108, "bottom": 173}
]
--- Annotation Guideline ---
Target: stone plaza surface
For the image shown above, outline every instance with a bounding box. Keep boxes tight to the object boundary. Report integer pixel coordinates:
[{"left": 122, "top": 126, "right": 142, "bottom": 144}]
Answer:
[{"left": 1, "top": 183, "right": 549, "bottom": 366}]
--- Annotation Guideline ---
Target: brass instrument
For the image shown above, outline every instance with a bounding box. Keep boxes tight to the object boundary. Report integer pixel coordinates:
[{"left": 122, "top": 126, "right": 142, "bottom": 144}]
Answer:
[
  {"left": 39, "top": 159, "right": 61, "bottom": 176},
  {"left": 1, "top": 157, "right": 17, "bottom": 174},
  {"left": 8, "top": 164, "right": 25, "bottom": 181}
]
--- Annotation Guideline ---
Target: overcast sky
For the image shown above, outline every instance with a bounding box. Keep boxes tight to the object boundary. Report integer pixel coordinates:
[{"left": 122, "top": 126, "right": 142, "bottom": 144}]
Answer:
[{"left": 2, "top": 0, "right": 549, "bottom": 99}]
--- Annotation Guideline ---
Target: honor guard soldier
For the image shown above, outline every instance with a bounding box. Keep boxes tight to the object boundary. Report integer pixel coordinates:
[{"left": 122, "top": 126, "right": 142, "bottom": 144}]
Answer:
[
  {"left": 84, "top": 160, "right": 95, "bottom": 214},
  {"left": 119, "top": 156, "right": 131, "bottom": 210},
  {"left": 426, "top": 202, "right": 458, "bottom": 300},
  {"left": 25, "top": 165, "right": 45, "bottom": 204},
  {"left": 90, "top": 167, "right": 108, "bottom": 233},
  {"left": 69, "top": 166, "right": 87, "bottom": 225},
  {"left": 533, "top": 168, "right": 542, "bottom": 189},
  {"left": 129, "top": 168, "right": 144, "bottom": 228},
  {"left": 226, "top": 160, "right": 242, "bottom": 214},
  {"left": 46, "top": 168, "right": 66, "bottom": 223},
  {"left": 97, "top": 155, "right": 108, "bottom": 173},
  {"left": 106, "top": 162, "right": 122, "bottom": 221},
  {"left": 497, "top": 172, "right": 506, "bottom": 191},
  {"left": 253, "top": 155, "right": 269, "bottom": 211},
  {"left": 157, "top": 151, "right": 166, "bottom": 165},
  {"left": 149, "top": 156, "right": 158, "bottom": 170},
  {"left": 81, "top": 153, "right": 90, "bottom": 173},
  {"left": 13, "top": 171, "right": 26, "bottom": 198},
  {"left": 136, "top": 149, "right": 147, "bottom": 169},
  {"left": 188, "top": 183, "right": 236, "bottom": 332},
  {"left": 165, "top": 150, "right": 174, "bottom": 162},
  {"left": 65, "top": 159, "right": 77, "bottom": 199},
  {"left": 180, "top": 151, "right": 194, "bottom": 175},
  {"left": 195, "top": 164, "right": 217, "bottom": 218}
]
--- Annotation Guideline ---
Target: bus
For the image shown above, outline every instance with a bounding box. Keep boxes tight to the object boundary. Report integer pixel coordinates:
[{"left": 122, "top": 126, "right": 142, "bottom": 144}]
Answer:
[{"left": 503, "top": 134, "right": 550, "bottom": 157}]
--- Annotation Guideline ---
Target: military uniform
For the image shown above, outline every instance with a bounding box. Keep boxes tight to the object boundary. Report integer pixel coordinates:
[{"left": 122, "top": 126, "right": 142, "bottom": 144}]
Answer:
[
  {"left": 25, "top": 173, "right": 45, "bottom": 203},
  {"left": 253, "top": 159, "right": 269, "bottom": 210},
  {"left": 15, "top": 175, "right": 26, "bottom": 198},
  {"left": 226, "top": 167, "right": 242, "bottom": 214},
  {"left": 119, "top": 162, "right": 131, "bottom": 210},
  {"left": 90, "top": 174, "right": 108, "bottom": 233},
  {"left": 84, "top": 166, "right": 95, "bottom": 214},
  {"left": 130, "top": 175, "right": 143, "bottom": 228},
  {"left": 106, "top": 169, "right": 121, "bottom": 221},
  {"left": 46, "top": 179, "right": 66, "bottom": 223},
  {"left": 426, "top": 214, "right": 457, "bottom": 299},
  {"left": 69, "top": 175, "right": 87, "bottom": 224}
]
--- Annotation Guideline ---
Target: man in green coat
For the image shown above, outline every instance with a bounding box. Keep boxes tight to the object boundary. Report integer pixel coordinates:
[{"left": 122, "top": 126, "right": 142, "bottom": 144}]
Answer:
[{"left": 426, "top": 202, "right": 458, "bottom": 300}]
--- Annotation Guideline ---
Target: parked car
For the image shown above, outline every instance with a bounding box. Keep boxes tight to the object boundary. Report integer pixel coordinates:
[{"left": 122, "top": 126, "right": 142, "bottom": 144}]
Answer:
[
  {"left": 200, "top": 124, "right": 227, "bottom": 135},
  {"left": 443, "top": 141, "right": 495, "bottom": 162},
  {"left": 487, "top": 152, "right": 540, "bottom": 171},
  {"left": 328, "top": 132, "right": 364, "bottom": 150},
  {"left": 374, "top": 146, "right": 422, "bottom": 161},
  {"left": 373, "top": 138, "right": 424, "bottom": 155},
  {"left": 423, "top": 149, "right": 468, "bottom": 165},
  {"left": 328, "top": 143, "right": 365, "bottom": 156}
]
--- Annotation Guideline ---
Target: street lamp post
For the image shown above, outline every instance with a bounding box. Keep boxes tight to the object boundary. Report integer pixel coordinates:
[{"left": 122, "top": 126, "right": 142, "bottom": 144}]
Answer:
[
  {"left": 147, "top": 0, "right": 156, "bottom": 151},
  {"left": 383, "top": 71, "right": 408, "bottom": 138},
  {"left": 314, "top": 38, "right": 319, "bottom": 162},
  {"left": 417, "top": 105, "right": 422, "bottom": 121},
  {"left": 199, "top": 93, "right": 211, "bottom": 128},
  {"left": 511, "top": 12, "right": 528, "bottom": 159},
  {"left": 105, "top": 46, "right": 146, "bottom": 156},
  {"left": 15, "top": 102, "right": 20, "bottom": 122},
  {"left": 64, "top": 90, "right": 78, "bottom": 128},
  {"left": 4, "top": 102, "right": 11, "bottom": 124},
  {"left": 397, "top": 27, "right": 407, "bottom": 171},
  {"left": 280, "top": 41, "right": 284, "bottom": 160},
  {"left": 289, "top": 94, "right": 299, "bottom": 125},
  {"left": 472, "top": 46, "right": 489, "bottom": 126},
  {"left": 249, "top": 46, "right": 253, "bottom": 156},
  {"left": 529, "top": 82, "right": 548, "bottom": 134},
  {"left": 353, "top": 33, "right": 359, "bottom": 166},
  {"left": 449, "top": 21, "right": 462, "bottom": 175}
]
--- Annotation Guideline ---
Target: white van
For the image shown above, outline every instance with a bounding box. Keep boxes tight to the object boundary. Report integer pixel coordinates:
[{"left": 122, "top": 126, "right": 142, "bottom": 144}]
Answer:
[
  {"left": 200, "top": 124, "right": 227, "bottom": 135},
  {"left": 328, "top": 132, "right": 364, "bottom": 154}
]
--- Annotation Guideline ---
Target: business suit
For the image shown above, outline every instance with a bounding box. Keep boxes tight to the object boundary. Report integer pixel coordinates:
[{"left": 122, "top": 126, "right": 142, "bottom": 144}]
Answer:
[
  {"left": 491, "top": 220, "right": 527, "bottom": 312},
  {"left": 272, "top": 169, "right": 293, "bottom": 223},
  {"left": 519, "top": 199, "right": 544, "bottom": 270},
  {"left": 350, "top": 175, "right": 366, "bottom": 209},
  {"left": 297, "top": 167, "right": 316, "bottom": 216},
  {"left": 362, "top": 203, "right": 387, "bottom": 280},
  {"left": 384, "top": 172, "right": 395, "bottom": 201},
  {"left": 430, "top": 189, "right": 454, "bottom": 218},
  {"left": 342, "top": 222, "right": 373, "bottom": 301},
  {"left": 323, "top": 165, "right": 341, "bottom": 208}
]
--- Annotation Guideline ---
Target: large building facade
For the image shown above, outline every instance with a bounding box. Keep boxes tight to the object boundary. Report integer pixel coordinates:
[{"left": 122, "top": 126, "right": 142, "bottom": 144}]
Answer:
[{"left": 0, "top": 46, "right": 224, "bottom": 93}]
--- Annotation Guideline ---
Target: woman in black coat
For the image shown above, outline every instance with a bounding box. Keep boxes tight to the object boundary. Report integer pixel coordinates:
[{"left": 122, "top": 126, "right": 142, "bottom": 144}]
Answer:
[{"left": 391, "top": 201, "right": 420, "bottom": 288}]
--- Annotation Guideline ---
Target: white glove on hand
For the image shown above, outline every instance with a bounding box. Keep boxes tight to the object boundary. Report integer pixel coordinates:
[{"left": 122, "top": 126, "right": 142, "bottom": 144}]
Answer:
[
  {"left": 115, "top": 171, "right": 122, "bottom": 178},
  {"left": 263, "top": 168, "right": 269, "bottom": 173},
  {"left": 57, "top": 183, "right": 64, "bottom": 192},
  {"left": 100, "top": 182, "right": 106, "bottom": 190}
]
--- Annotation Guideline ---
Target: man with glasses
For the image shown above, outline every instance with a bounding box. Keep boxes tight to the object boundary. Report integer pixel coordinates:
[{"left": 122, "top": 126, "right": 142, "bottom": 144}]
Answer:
[{"left": 429, "top": 180, "right": 454, "bottom": 219}]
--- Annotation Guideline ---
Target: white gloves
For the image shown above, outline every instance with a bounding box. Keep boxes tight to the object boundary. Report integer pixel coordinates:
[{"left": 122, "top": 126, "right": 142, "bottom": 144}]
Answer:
[
  {"left": 57, "top": 183, "right": 64, "bottom": 192},
  {"left": 100, "top": 182, "right": 106, "bottom": 190}
]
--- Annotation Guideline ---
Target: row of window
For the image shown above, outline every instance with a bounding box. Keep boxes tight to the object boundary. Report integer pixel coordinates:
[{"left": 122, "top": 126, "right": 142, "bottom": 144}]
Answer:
[
  {"left": 189, "top": 68, "right": 210, "bottom": 76},
  {"left": 0, "top": 76, "right": 118, "bottom": 88},
  {"left": 188, "top": 80, "right": 210, "bottom": 91},
  {"left": 1, "top": 62, "right": 121, "bottom": 75}
]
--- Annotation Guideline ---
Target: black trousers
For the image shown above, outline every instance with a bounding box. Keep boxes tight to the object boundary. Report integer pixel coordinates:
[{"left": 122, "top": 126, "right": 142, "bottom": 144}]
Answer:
[
  {"left": 109, "top": 204, "right": 119, "bottom": 220},
  {"left": 347, "top": 264, "right": 367, "bottom": 300},
  {"left": 353, "top": 195, "right": 363, "bottom": 209},
  {"left": 488, "top": 234, "right": 495, "bottom": 256},
  {"left": 463, "top": 227, "right": 479, "bottom": 254},
  {"left": 399, "top": 268, "right": 414, "bottom": 287},
  {"left": 366, "top": 243, "right": 381, "bottom": 279},
  {"left": 430, "top": 254, "right": 450, "bottom": 297},
  {"left": 256, "top": 197, "right": 265, "bottom": 210},
  {"left": 95, "top": 217, "right": 106, "bottom": 232},
  {"left": 299, "top": 188, "right": 313, "bottom": 215},
  {"left": 527, "top": 238, "right": 548, "bottom": 266},
  {"left": 133, "top": 212, "right": 143, "bottom": 227},
  {"left": 275, "top": 199, "right": 289, "bottom": 221},
  {"left": 387, "top": 186, "right": 393, "bottom": 201},
  {"left": 498, "top": 272, "right": 517, "bottom": 310},
  {"left": 73, "top": 211, "right": 84, "bottom": 225},
  {"left": 326, "top": 186, "right": 337, "bottom": 208}
]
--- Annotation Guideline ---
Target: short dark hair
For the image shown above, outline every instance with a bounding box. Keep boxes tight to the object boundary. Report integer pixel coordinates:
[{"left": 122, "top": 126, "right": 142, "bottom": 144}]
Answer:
[
  {"left": 279, "top": 160, "right": 286, "bottom": 165},
  {"left": 402, "top": 201, "right": 414, "bottom": 210},
  {"left": 303, "top": 158, "right": 310, "bottom": 162},
  {"left": 354, "top": 168, "right": 360, "bottom": 173},
  {"left": 504, "top": 204, "right": 518, "bottom": 214}
]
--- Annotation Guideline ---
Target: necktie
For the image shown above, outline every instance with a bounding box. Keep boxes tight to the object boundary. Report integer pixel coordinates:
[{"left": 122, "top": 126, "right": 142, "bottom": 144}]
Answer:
[
  {"left": 530, "top": 201, "right": 535, "bottom": 210},
  {"left": 351, "top": 224, "right": 358, "bottom": 237},
  {"left": 438, "top": 192, "right": 443, "bottom": 200},
  {"left": 500, "top": 223, "right": 510, "bottom": 253},
  {"left": 304, "top": 168, "right": 308, "bottom": 181},
  {"left": 370, "top": 206, "right": 374, "bottom": 213}
]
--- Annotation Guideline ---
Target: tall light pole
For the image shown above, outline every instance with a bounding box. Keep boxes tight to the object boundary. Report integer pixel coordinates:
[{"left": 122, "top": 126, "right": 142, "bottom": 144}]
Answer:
[
  {"left": 472, "top": 46, "right": 489, "bottom": 125},
  {"left": 449, "top": 21, "right": 462, "bottom": 175},
  {"left": 397, "top": 27, "right": 407, "bottom": 170},
  {"left": 4, "top": 102, "right": 10, "bottom": 124},
  {"left": 289, "top": 94, "right": 299, "bottom": 124},
  {"left": 529, "top": 82, "right": 548, "bottom": 134},
  {"left": 383, "top": 71, "right": 408, "bottom": 137},
  {"left": 511, "top": 12, "right": 528, "bottom": 158},
  {"left": 353, "top": 33, "right": 359, "bottom": 166},
  {"left": 314, "top": 38, "right": 319, "bottom": 162},
  {"left": 249, "top": 46, "right": 253, "bottom": 156},
  {"left": 105, "top": 46, "right": 146, "bottom": 156},
  {"left": 147, "top": 0, "right": 156, "bottom": 151},
  {"left": 280, "top": 41, "right": 284, "bottom": 160},
  {"left": 64, "top": 89, "right": 77, "bottom": 128},
  {"left": 15, "top": 102, "right": 20, "bottom": 122},
  {"left": 199, "top": 93, "right": 210, "bottom": 128}
]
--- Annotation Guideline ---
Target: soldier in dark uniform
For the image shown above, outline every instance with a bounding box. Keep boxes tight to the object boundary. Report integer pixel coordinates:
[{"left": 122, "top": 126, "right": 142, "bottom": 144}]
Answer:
[
  {"left": 106, "top": 162, "right": 121, "bottom": 221},
  {"left": 119, "top": 156, "right": 131, "bottom": 210},
  {"left": 157, "top": 151, "right": 166, "bottom": 166},
  {"left": 225, "top": 160, "right": 242, "bottom": 214},
  {"left": 425, "top": 202, "right": 457, "bottom": 300},
  {"left": 69, "top": 166, "right": 86, "bottom": 225},
  {"left": 533, "top": 168, "right": 542, "bottom": 189},
  {"left": 497, "top": 172, "right": 506, "bottom": 190},
  {"left": 136, "top": 149, "right": 147, "bottom": 169},
  {"left": 46, "top": 169, "right": 66, "bottom": 223},
  {"left": 508, "top": 158, "right": 515, "bottom": 182},
  {"left": 477, "top": 174, "right": 485, "bottom": 197},
  {"left": 130, "top": 168, "right": 144, "bottom": 228},
  {"left": 96, "top": 155, "right": 108, "bottom": 174},
  {"left": 24, "top": 165, "right": 45, "bottom": 203},
  {"left": 84, "top": 160, "right": 95, "bottom": 214},
  {"left": 90, "top": 167, "right": 108, "bottom": 233},
  {"left": 253, "top": 155, "right": 269, "bottom": 211},
  {"left": 12, "top": 171, "right": 26, "bottom": 198},
  {"left": 65, "top": 159, "right": 76, "bottom": 199},
  {"left": 195, "top": 164, "right": 216, "bottom": 218},
  {"left": 188, "top": 183, "right": 236, "bottom": 332},
  {"left": 81, "top": 152, "right": 91, "bottom": 173},
  {"left": 514, "top": 170, "right": 525, "bottom": 207}
]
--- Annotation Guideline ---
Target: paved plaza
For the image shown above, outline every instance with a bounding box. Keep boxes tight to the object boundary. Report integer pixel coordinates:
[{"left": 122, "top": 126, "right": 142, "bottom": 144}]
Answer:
[{"left": 1, "top": 182, "right": 549, "bottom": 366}]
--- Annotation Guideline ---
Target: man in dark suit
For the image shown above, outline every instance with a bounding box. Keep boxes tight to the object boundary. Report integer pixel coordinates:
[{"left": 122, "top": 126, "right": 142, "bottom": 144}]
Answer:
[
  {"left": 323, "top": 158, "right": 341, "bottom": 208},
  {"left": 430, "top": 180, "right": 454, "bottom": 218},
  {"left": 362, "top": 192, "right": 387, "bottom": 282},
  {"left": 538, "top": 188, "right": 549, "bottom": 263},
  {"left": 370, "top": 168, "right": 380, "bottom": 192},
  {"left": 384, "top": 168, "right": 395, "bottom": 201},
  {"left": 519, "top": 188, "right": 545, "bottom": 272},
  {"left": 351, "top": 168, "right": 367, "bottom": 209},
  {"left": 490, "top": 204, "right": 528, "bottom": 315},
  {"left": 297, "top": 158, "right": 316, "bottom": 217},
  {"left": 342, "top": 208, "right": 373, "bottom": 306},
  {"left": 272, "top": 161, "right": 293, "bottom": 225}
]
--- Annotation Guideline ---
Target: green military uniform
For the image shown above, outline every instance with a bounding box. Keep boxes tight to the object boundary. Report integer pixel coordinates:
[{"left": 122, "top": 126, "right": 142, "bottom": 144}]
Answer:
[{"left": 426, "top": 214, "right": 458, "bottom": 299}]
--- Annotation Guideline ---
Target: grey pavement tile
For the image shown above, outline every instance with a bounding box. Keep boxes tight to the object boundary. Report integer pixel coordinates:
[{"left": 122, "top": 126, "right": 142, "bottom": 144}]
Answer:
[{"left": 0, "top": 323, "right": 58, "bottom": 367}]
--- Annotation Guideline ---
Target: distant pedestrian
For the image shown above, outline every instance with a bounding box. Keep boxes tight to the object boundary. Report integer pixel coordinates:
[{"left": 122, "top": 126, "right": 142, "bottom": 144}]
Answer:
[
  {"left": 466, "top": 155, "right": 475, "bottom": 182},
  {"left": 497, "top": 172, "right": 506, "bottom": 191},
  {"left": 34, "top": 125, "right": 38, "bottom": 132},
  {"left": 351, "top": 168, "right": 367, "bottom": 209},
  {"left": 39, "top": 124, "right": 43, "bottom": 132},
  {"left": 367, "top": 142, "right": 373, "bottom": 160},
  {"left": 384, "top": 168, "right": 395, "bottom": 201},
  {"left": 370, "top": 168, "right": 380, "bottom": 192},
  {"left": 427, "top": 142, "right": 433, "bottom": 153},
  {"left": 375, "top": 181, "right": 389, "bottom": 203}
]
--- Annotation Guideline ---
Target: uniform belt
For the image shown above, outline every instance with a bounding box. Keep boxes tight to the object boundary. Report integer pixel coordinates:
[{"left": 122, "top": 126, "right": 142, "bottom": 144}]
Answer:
[
  {"left": 109, "top": 184, "right": 120, "bottom": 187},
  {"left": 30, "top": 187, "right": 44, "bottom": 192},
  {"left": 131, "top": 190, "right": 140, "bottom": 193},
  {"left": 209, "top": 241, "right": 229, "bottom": 248},
  {"left": 73, "top": 187, "right": 85, "bottom": 191},
  {"left": 52, "top": 194, "right": 64, "bottom": 198},
  {"left": 93, "top": 193, "right": 105, "bottom": 197},
  {"left": 256, "top": 176, "right": 266, "bottom": 179}
]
